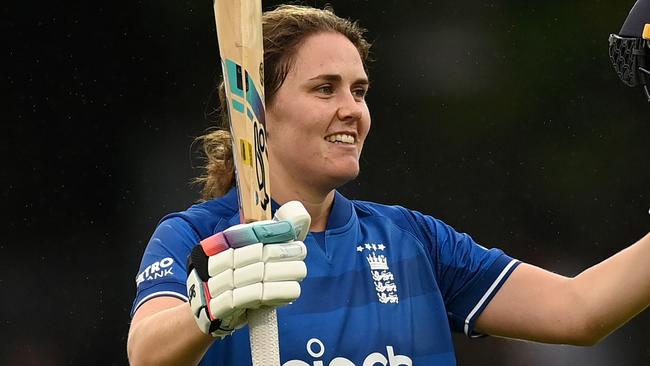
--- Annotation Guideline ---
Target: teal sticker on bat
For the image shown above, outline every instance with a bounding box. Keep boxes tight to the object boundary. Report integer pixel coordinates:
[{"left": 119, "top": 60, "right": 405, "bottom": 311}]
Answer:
[
  {"left": 225, "top": 59, "right": 245, "bottom": 98},
  {"left": 232, "top": 99, "right": 245, "bottom": 113}
]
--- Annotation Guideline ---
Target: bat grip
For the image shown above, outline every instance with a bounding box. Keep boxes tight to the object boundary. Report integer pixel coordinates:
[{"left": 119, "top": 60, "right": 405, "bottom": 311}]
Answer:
[{"left": 248, "top": 307, "right": 280, "bottom": 366}]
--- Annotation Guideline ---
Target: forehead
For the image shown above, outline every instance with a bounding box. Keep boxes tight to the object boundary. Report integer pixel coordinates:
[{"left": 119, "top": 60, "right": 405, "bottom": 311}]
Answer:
[{"left": 289, "top": 32, "right": 366, "bottom": 79}]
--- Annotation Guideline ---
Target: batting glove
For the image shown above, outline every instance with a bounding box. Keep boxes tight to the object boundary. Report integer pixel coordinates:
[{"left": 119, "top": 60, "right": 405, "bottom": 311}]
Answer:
[{"left": 186, "top": 201, "right": 310, "bottom": 338}]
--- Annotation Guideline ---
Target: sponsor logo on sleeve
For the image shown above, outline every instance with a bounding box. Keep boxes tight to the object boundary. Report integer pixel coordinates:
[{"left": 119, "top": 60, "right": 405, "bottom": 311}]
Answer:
[{"left": 135, "top": 257, "right": 175, "bottom": 286}]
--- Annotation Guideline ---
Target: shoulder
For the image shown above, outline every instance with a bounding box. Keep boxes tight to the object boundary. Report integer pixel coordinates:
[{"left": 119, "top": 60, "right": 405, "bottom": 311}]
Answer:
[
  {"left": 351, "top": 199, "right": 412, "bottom": 221},
  {"left": 161, "top": 189, "right": 240, "bottom": 239},
  {"left": 351, "top": 199, "right": 437, "bottom": 225},
  {"left": 350, "top": 199, "right": 441, "bottom": 240},
  {"left": 349, "top": 198, "right": 468, "bottom": 249}
]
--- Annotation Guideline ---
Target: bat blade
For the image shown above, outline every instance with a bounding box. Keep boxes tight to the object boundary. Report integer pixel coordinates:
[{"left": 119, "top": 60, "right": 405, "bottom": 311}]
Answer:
[
  {"left": 213, "top": 0, "right": 278, "bottom": 365},
  {"left": 215, "top": 0, "right": 271, "bottom": 224}
]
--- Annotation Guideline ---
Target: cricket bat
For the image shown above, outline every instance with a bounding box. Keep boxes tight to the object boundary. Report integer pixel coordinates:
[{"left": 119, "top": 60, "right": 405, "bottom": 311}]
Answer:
[{"left": 213, "top": 0, "right": 277, "bottom": 364}]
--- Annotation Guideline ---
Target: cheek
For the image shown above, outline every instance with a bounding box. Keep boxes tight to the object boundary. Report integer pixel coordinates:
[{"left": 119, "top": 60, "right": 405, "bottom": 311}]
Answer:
[
  {"left": 266, "top": 98, "right": 308, "bottom": 132},
  {"left": 265, "top": 105, "right": 292, "bottom": 142},
  {"left": 265, "top": 105, "right": 279, "bottom": 136},
  {"left": 360, "top": 109, "right": 372, "bottom": 140}
]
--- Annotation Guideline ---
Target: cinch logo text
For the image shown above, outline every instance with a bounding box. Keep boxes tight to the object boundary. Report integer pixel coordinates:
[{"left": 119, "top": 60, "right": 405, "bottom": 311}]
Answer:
[{"left": 283, "top": 338, "right": 412, "bottom": 366}]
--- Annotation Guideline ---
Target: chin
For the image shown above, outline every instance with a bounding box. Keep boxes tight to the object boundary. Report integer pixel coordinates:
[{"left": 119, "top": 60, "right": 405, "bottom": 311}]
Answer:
[{"left": 329, "top": 169, "right": 360, "bottom": 189}]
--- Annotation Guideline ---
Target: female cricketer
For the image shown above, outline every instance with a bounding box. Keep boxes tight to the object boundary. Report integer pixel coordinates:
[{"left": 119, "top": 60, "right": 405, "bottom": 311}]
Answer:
[{"left": 127, "top": 4, "right": 650, "bottom": 366}]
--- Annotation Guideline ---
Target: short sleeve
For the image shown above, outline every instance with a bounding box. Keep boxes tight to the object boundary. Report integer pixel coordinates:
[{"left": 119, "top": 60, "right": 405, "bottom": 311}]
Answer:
[
  {"left": 411, "top": 211, "right": 520, "bottom": 337},
  {"left": 130, "top": 217, "right": 200, "bottom": 317}
]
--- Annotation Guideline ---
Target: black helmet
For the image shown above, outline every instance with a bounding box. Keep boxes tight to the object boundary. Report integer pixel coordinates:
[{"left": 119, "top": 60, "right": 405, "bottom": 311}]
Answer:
[{"left": 609, "top": 0, "right": 650, "bottom": 101}]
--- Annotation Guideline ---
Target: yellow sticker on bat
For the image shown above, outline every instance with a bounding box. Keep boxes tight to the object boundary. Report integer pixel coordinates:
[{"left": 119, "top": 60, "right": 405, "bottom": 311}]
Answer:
[{"left": 240, "top": 139, "right": 253, "bottom": 167}]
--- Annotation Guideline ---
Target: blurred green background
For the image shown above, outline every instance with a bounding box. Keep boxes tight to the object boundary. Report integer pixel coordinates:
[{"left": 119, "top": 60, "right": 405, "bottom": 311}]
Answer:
[{"left": 4, "top": 0, "right": 648, "bottom": 364}]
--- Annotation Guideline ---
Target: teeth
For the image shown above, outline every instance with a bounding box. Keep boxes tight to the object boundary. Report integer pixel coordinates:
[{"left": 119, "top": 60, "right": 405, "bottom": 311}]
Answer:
[{"left": 325, "top": 134, "right": 355, "bottom": 144}]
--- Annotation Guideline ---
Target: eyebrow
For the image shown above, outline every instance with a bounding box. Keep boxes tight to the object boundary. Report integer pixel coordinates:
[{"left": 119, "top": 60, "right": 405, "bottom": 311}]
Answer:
[{"left": 308, "top": 74, "right": 370, "bottom": 86}]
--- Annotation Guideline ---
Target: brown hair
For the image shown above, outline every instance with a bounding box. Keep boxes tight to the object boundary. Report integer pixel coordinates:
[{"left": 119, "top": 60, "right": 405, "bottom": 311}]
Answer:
[{"left": 194, "top": 4, "right": 372, "bottom": 201}]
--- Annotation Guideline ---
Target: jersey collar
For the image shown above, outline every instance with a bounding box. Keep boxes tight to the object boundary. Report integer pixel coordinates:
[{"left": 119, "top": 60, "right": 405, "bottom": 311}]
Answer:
[
  {"left": 225, "top": 187, "right": 353, "bottom": 231},
  {"left": 325, "top": 190, "right": 352, "bottom": 230},
  {"left": 269, "top": 190, "right": 352, "bottom": 231}
]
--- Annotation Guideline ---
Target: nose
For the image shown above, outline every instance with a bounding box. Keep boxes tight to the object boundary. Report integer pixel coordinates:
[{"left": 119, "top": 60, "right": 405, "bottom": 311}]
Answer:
[{"left": 336, "top": 91, "right": 363, "bottom": 122}]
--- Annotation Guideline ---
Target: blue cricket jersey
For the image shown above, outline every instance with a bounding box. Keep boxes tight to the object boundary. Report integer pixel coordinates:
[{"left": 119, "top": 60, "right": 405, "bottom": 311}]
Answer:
[{"left": 131, "top": 188, "right": 520, "bottom": 365}]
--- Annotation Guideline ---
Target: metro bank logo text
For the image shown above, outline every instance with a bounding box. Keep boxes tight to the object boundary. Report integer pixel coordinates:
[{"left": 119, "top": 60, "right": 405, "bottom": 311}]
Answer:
[{"left": 135, "top": 257, "right": 174, "bottom": 286}]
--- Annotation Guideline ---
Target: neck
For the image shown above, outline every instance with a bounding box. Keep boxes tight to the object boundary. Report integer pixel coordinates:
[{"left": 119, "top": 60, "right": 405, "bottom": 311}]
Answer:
[{"left": 270, "top": 171, "right": 335, "bottom": 232}]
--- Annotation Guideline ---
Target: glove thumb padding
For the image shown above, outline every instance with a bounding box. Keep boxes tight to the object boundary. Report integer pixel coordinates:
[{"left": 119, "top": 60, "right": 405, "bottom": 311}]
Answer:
[{"left": 274, "top": 201, "right": 311, "bottom": 241}]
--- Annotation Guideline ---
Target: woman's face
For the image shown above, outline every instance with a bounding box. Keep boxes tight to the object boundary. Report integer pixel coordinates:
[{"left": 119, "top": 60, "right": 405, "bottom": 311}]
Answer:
[{"left": 266, "top": 31, "right": 371, "bottom": 192}]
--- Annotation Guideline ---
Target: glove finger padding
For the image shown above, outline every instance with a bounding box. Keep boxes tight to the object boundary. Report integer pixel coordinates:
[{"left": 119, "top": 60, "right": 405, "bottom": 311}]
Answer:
[
  {"left": 186, "top": 201, "right": 311, "bottom": 338},
  {"left": 207, "top": 242, "right": 307, "bottom": 320}
]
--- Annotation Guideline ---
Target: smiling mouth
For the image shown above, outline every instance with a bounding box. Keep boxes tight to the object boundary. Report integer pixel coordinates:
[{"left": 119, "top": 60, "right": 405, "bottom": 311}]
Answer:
[{"left": 324, "top": 134, "right": 356, "bottom": 144}]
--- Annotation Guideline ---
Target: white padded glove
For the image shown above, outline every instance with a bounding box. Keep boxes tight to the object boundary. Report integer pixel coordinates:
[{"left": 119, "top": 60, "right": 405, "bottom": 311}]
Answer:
[{"left": 186, "top": 201, "right": 310, "bottom": 338}]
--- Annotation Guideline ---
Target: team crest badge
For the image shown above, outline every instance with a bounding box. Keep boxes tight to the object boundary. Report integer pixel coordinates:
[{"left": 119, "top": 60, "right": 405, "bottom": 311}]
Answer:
[{"left": 357, "top": 243, "right": 399, "bottom": 304}]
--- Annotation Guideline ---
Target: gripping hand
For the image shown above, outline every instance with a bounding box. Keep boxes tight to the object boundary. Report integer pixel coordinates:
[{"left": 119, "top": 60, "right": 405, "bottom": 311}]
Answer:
[{"left": 186, "top": 201, "right": 311, "bottom": 338}]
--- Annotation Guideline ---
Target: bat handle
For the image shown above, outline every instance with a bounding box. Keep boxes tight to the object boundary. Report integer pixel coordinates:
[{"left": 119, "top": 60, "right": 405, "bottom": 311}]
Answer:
[{"left": 248, "top": 307, "right": 280, "bottom": 366}]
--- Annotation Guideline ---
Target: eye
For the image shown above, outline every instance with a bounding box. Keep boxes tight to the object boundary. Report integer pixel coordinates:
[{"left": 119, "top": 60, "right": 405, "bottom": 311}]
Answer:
[
  {"left": 316, "top": 85, "right": 334, "bottom": 95},
  {"left": 352, "top": 87, "right": 368, "bottom": 100}
]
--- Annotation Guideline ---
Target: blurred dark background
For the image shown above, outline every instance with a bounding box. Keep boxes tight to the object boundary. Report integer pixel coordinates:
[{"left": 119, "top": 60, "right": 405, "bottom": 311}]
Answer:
[{"left": 3, "top": 0, "right": 649, "bottom": 365}]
